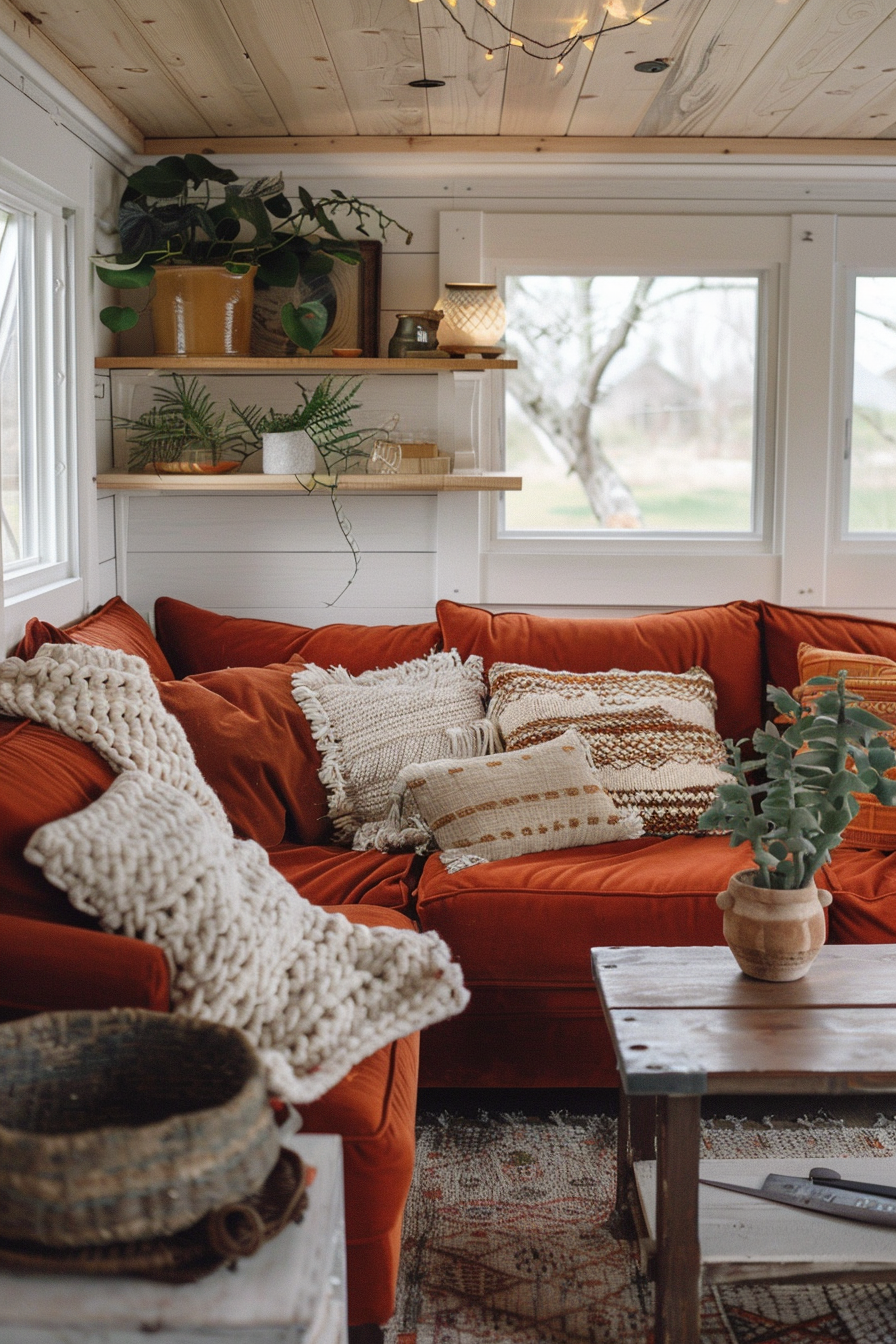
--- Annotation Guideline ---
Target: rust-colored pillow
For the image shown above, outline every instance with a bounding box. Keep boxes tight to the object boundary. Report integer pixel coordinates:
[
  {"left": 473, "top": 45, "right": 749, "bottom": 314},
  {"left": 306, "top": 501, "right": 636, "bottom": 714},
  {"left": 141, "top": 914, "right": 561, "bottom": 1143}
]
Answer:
[
  {"left": 16, "top": 597, "right": 174, "bottom": 681},
  {"left": 154, "top": 596, "right": 441, "bottom": 679},
  {"left": 436, "top": 599, "right": 763, "bottom": 746},
  {"left": 795, "top": 642, "right": 896, "bottom": 851},
  {"left": 0, "top": 720, "right": 114, "bottom": 927},
  {"left": 761, "top": 602, "right": 896, "bottom": 703},
  {"left": 157, "top": 663, "right": 330, "bottom": 847}
]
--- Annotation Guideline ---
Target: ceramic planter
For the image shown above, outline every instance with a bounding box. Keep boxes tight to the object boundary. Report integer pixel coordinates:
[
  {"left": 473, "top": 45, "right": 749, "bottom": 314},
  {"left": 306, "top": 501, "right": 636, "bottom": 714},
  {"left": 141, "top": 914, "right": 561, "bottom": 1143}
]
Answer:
[
  {"left": 262, "top": 430, "right": 316, "bottom": 475},
  {"left": 151, "top": 265, "right": 258, "bottom": 357},
  {"left": 716, "top": 868, "right": 832, "bottom": 982}
]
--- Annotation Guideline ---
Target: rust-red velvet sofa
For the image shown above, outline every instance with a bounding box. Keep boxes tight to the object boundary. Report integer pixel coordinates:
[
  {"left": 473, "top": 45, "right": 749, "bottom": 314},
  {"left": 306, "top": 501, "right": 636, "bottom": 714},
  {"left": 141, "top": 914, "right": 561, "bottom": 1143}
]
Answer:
[{"left": 7, "top": 593, "right": 896, "bottom": 1328}]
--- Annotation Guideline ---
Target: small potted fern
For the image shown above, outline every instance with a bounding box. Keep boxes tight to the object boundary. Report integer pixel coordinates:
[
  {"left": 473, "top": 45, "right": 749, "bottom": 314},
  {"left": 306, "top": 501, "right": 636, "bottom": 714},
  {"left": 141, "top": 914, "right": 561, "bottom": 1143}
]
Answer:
[
  {"left": 699, "top": 672, "right": 896, "bottom": 981},
  {"left": 115, "top": 373, "right": 257, "bottom": 473}
]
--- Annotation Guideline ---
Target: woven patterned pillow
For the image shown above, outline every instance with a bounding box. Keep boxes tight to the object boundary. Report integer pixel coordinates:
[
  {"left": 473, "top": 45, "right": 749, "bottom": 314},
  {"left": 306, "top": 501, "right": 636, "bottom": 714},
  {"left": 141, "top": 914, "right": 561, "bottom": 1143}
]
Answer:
[
  {"left": 796, "top": 642, "right": 896, "bottom": 851},
  {"left": 487, "top": 662, "right": 728, "bottom": 836},
  {"left": 291, "top": 651, "right": 488, "bottom": 845},
  {"left": 396, "top": 729, "right": 643, "bottom": 870}
]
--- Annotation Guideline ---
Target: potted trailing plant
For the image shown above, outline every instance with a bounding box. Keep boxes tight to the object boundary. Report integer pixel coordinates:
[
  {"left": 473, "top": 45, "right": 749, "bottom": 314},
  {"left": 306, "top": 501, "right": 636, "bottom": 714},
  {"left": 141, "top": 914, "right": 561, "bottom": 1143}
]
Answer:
[
  {"left": 92, "top": 155, "right": 411, "bottom": 356},
  {"left": 699, "top": 672, "right": 896, "bottom": 981},
  {"left": 115, "top": 373, "right": 257, "bottom": 473}
]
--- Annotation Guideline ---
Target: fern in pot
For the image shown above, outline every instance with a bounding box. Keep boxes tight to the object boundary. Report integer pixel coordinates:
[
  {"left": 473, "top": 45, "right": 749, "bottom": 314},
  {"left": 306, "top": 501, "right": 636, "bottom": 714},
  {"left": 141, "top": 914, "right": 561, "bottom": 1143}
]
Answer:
[{"left": 699, "top": 672, "right": 896, "bottom": 982}]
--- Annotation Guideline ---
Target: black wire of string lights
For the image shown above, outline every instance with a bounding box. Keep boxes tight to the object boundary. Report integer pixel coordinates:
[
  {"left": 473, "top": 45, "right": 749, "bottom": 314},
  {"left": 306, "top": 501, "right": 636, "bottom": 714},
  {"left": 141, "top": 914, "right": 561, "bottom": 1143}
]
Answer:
[{"left": 427, "top": 0, "right": 674, "bottom": 70}]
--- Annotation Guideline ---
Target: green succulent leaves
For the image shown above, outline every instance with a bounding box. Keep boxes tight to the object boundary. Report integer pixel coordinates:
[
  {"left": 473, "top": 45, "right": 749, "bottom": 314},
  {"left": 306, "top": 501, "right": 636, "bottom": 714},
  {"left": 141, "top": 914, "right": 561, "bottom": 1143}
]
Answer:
[{"left": 699, "top": 672, "right": 896, "bottom": 889}]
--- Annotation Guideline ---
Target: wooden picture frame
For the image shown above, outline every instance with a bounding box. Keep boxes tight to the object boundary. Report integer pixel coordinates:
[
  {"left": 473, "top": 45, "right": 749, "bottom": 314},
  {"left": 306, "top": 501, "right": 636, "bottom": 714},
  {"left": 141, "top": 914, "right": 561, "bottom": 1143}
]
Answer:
[{"left": 251, "top": 240, "right": 381, "bottom": 358}]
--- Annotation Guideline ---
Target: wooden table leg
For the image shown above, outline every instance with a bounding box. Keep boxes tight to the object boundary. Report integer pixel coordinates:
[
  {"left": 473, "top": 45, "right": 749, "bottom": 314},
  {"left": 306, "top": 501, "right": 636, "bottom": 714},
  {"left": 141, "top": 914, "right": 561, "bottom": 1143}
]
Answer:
[
  {"left": 616, "top": 1092, "right": 657, "bottom": 1214},
  {"left": 655, "top": 1094, "right": 701, "bottom": 1344}
]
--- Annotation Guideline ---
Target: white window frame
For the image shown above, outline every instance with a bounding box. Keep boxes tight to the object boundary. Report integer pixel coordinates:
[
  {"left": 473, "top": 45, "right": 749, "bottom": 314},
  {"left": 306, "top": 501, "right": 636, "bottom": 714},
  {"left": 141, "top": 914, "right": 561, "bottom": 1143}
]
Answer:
[{"left": 0, "top": 181, "right": 73, "bottom": 602}]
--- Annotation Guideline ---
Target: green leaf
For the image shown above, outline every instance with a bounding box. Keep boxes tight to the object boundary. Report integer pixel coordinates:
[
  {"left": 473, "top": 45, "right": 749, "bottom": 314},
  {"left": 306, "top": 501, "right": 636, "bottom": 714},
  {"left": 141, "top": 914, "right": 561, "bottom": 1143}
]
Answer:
[
  {"left": 224, "top": 187, "right": 272, "bottom": 243},
  {"left": 298, "top": 186, "right": 315, "bottom": 214},
  {"left": 126, "top": 160, "right": 189, "bottom": 198},
  {"left": 298, "top": 249, "right": 334, "bottom": 278},
  {"left": 95, "top": 261, "right": 155, "bottom": 289},
  {"left": 224, "top": 261, "right": 253, "bottom": 275},
  {"left": 265, "top": 193, "right": 292, "bottom": 219},
  {"left": 257, "top": 248, "right": 302, "bottom": 288},
  {"left": 281, "top": 300, "right": 328, "bottom": 352},
  {"left": 100, "top": 305, "right": 139, "bottom": 332},
  {"left": 118, "top": 201, "right": 165, "bottom": 256},
  {"left": 182, "top": 154, "right": 238, "bottom": 187}
]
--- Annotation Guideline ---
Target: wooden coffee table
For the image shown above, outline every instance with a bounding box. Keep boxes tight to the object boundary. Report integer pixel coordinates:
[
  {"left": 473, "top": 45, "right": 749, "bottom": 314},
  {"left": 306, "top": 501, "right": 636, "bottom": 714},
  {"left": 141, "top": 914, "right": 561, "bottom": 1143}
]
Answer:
[{"left": 592, "top": 944, "right": 896, "bottom": 1344}]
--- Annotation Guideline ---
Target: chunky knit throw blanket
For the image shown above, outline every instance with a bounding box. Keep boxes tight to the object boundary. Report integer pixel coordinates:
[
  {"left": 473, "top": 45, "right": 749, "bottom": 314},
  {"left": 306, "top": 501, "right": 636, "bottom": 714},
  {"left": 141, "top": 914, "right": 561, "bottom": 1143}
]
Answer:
[{"left": 2, "top": 647, "right": 469, "bottom": 1103}]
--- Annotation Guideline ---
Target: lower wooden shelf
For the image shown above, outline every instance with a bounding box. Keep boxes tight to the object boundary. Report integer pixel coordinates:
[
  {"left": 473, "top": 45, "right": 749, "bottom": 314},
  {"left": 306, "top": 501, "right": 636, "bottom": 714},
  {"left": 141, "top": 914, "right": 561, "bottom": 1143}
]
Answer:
[{"left": 95, "top": 471, "right": 522, "bottom": 493}]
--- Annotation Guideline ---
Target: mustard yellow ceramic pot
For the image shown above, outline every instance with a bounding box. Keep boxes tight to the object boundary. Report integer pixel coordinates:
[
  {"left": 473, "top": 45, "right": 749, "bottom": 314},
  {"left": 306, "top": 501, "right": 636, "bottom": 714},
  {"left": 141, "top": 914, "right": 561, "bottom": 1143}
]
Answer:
[{"left": 151, "top": 265, "right": 257, "bottom": 357}]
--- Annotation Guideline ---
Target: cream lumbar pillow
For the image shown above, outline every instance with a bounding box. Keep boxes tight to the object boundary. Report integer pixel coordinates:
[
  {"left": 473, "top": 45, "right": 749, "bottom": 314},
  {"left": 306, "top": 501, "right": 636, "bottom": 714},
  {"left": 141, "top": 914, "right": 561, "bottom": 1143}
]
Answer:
[
  {"left": 487, "top": 662, "right": 729, "bottom": 836},
  {"left": 25, "top": 770, "right": 470, "bottom": 1104},
  {"left": 385, "top": 729, "right": 643, "bottom": 871},
  {"left": 291, "top": 650, "right": 490, "bottom": 845}
]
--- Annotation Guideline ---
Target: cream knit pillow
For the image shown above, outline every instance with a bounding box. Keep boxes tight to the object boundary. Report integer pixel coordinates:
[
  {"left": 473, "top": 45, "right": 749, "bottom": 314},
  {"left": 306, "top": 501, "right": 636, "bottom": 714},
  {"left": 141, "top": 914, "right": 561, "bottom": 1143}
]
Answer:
[
  {"left": 487, "top": 662, "right": 729, "bottom": 836},
  {"left": 291, "top": 650, "right": 489, "bottom": 845},
  {"left": 392, "top": 729, "right": 643, "bottom": 871}
]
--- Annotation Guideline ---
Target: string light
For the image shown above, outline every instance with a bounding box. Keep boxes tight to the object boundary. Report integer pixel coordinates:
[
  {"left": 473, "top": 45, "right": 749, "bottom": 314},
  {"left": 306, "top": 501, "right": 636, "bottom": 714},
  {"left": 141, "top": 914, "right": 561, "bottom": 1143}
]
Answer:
[{"left": 427, "top": 0, "right": 674, "bottom": 65}]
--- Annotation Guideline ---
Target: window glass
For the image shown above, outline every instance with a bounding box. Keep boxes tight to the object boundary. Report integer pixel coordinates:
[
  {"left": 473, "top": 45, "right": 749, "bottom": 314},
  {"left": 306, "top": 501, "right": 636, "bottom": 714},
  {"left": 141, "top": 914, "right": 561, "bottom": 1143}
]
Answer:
[
  {"left": 0, "top": 209, "right": 27, "bottom": 569},
  {"left": 850, "top": 277, "right": 896, "bottom": 533},
  {"left": 503, "top": 274, "right": 760, "bottom": 534}
]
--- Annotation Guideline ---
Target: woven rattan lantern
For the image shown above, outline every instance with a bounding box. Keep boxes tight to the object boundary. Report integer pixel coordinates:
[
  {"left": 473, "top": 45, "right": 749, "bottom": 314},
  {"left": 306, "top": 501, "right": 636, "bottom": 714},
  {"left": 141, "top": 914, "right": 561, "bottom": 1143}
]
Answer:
[{"left": 437, "top": 283, "right": 506, "bottom": 353}]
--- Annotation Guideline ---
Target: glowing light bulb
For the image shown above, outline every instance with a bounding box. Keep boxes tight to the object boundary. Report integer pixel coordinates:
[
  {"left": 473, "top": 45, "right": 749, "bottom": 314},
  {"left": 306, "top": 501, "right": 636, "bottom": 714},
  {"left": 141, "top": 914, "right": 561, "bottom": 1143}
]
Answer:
[
  {"left": 486, "top": 0, "right": 496, "bottom": 6},
  {"left": 485, "top": 48, "right": 494, "bottom": 59},
  {"left": 583, "top": 35, "right": 596, "bottom": 50},
  {"left": 604, "top": 0, "right": 628, "bottom": 18},
  {"left": 636, "top": 15, "right": 652, "bottom": 23},
  {"left": 510, "top": 35, "right": 523, "bottom": 45},
  {"left": 555, "top": 59, "right": 564, "bottom": 73}
]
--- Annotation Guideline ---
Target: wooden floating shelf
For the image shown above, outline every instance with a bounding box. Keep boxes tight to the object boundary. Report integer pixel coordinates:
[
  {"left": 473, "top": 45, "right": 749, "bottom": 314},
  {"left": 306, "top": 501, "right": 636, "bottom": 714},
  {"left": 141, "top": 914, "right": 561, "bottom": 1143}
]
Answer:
[
  {"left": 95, "top": 472, "right": 522, "bottom": 494},
  {"left": 95, "top": 356, "right": 517, "bottom": 373}
]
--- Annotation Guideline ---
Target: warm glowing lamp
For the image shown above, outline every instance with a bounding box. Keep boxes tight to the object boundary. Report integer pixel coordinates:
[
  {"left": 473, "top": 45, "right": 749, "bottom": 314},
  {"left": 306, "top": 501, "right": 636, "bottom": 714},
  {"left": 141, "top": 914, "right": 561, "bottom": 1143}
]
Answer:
[{"left": 436, "top": 283, "right": 506, "bottom": 352}]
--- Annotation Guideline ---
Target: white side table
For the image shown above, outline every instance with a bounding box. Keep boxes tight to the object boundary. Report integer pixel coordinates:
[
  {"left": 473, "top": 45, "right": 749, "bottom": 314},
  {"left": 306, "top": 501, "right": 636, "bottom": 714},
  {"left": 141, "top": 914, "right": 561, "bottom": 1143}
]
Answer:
[{"left": 0, "top": 1133, "right": 347, "bottom": 1344}]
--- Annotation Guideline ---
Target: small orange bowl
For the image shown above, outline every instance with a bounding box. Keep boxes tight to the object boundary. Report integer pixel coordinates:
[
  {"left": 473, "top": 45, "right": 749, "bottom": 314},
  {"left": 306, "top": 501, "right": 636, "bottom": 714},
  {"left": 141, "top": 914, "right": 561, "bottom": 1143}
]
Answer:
[{"left": 332, "top": 348, "right": 363, "bottom": 358}]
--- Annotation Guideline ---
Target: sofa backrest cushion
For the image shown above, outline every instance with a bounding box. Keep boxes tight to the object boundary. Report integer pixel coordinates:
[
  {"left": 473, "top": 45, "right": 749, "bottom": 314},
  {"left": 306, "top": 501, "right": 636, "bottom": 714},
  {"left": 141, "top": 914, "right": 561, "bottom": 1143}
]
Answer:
[
  {"left": 436, "top": 600, "right": 763, "bottom": 744},
  {"left": 157, "top": 663, "right": 330, "bottom": 847},
  {"left": 15, "top": 597, "right": 175, "bottom": 682},
  {"left": 0, "top": 720, "right": 114, "bottom": 927},
  {"left": 155, "top": 597, "right": 441, "bottom": 678},
  {"left": 761, "top": 601, "right": 896, "bottom": 699}
]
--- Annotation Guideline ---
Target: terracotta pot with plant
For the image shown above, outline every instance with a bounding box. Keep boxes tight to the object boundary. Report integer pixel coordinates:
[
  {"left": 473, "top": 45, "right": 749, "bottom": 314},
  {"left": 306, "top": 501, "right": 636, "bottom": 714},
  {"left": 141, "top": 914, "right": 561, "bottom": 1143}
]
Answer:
[
  {"left": 699, "top": 671, "right": 896, "bottom": 981},
  {"left": 92, "top": 155, "right": 411, "bottom": 356}
]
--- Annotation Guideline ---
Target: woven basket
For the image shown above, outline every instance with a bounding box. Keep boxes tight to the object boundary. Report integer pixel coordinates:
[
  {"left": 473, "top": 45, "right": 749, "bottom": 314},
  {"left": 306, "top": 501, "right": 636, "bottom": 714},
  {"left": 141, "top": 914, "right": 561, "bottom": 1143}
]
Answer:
[{"left": 0, "top": 1009, "right": 280, "bottom": 1248}]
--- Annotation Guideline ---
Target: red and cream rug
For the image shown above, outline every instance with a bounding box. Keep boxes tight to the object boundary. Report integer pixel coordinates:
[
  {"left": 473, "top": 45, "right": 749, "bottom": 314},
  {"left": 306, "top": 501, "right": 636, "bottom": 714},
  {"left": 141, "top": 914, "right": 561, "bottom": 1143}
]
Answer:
[{"left": 385, "top": 1110, "right": 896, "bottom": 1344}]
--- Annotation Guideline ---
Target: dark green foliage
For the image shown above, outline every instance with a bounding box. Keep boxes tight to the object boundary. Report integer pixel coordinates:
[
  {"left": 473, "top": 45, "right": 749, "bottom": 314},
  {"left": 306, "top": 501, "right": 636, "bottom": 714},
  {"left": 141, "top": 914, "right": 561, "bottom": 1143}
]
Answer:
[
  {"left": 92, "top": 157, "right": 411, "bottom": 348},
  {"left": 115, "top": 374, "right": 257, "bottom": 472},
  {"left": 699, "top": 673, "right": 896, "bottom": 888}
]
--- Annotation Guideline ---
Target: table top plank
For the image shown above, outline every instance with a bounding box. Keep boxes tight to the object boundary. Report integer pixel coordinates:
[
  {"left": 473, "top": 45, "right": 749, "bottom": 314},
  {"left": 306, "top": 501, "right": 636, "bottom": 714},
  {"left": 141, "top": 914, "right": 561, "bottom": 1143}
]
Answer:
[
  {"left": 612, "top": 1007, "right": 896, "bottom": 1094},
  {"left": 592, "top": 946, "right": 896, "bottom": 1010}
]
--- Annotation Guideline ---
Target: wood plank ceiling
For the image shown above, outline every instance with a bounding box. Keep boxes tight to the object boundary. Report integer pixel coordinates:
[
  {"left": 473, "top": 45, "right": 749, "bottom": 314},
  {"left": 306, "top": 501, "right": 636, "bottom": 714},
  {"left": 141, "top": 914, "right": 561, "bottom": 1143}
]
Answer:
[{"left": 7, "top": 0, "right": 896, "bottom": 149}]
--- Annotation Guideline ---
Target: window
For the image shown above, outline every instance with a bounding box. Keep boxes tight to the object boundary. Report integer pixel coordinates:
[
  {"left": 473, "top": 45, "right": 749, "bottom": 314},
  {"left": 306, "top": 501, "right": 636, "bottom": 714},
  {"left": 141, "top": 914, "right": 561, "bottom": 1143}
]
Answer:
[
  {"left": 0, "top": 186, "right": 72, "bottom": 601},
  {"left": 504, "top": 274, "right": 761, "bottom": 535},
  {"left": 848, "top": 276, "right": 896, "bottom": 534}
]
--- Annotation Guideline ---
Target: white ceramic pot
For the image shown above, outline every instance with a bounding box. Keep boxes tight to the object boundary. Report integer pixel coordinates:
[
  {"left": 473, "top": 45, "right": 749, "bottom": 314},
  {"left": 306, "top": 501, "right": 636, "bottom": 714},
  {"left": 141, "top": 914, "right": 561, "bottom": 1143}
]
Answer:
[
  {"left": 262, "top": 430, "right": 316, "bottom": 475},
  {"left": 716, "top": 868, "right": 832, "bottom": 982}
]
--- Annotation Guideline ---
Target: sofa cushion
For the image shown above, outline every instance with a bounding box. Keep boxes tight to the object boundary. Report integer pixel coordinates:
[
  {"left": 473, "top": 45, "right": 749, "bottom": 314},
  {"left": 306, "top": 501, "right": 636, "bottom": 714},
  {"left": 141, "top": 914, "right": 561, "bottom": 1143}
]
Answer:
[
  {"left": 0, "top": 913, "right": 169, "bottom": 1017},
  {"left": 0, "top": 720, "right": 113, "bottom": 927},
  {"left": 824, "top": 846, "right": 896, "bottom": 944},
  {"left": 415, "top": 833, "right": 753, "bottom": 987},
  {"left": 761, "top": 602, "right": 896, "bottom": 700},
  {"left": 268, "top": 843, "right": 424, "bottom": 915},
  {"left": 157, "top": 664, "right": 330, "bottom": 847},
  {"left": 298, "top": 903, "right": 419, "bottom": 1329},
  {"left": 155, "top": 596, "right": 441, "bottom": 678},
  {"left": 436, "top": 599, "right": 763, "bottom": 745},
  {"left": 16, "top": 597, "right": 175, "bottom": 681}
]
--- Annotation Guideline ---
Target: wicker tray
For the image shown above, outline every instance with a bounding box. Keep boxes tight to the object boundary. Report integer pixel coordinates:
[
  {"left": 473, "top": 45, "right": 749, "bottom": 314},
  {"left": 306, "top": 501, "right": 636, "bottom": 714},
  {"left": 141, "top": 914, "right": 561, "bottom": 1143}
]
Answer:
[{"left": 0, "top": 1009, "right": 280, "bottom": 1248}]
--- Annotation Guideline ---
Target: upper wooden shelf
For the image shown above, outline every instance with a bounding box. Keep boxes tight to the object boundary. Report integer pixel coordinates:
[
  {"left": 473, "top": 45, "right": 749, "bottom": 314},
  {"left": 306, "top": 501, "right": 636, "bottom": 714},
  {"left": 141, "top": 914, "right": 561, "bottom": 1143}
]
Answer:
[
  {"left": 94, "top": 356, "right": 517, "bottom": 373},
  {"left": 95, "top": 471, "right": 522, "bottom": 494}
]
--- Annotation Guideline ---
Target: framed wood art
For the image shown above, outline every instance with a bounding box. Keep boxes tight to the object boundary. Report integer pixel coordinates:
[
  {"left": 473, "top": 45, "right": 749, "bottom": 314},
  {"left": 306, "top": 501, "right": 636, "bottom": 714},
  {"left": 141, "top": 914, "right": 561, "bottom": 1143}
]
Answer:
[{"left": 251, "top": 240, "right": 382, "bottom": 358}]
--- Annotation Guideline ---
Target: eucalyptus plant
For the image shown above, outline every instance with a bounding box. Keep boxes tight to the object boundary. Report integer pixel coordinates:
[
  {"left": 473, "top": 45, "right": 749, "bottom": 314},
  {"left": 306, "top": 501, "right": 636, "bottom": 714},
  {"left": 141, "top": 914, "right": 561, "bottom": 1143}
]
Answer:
[
  {"left": 115, "top": 373, "right": 257, "bottom": 472},
  {"left": 699, "top": 672, "right": 896, "bottom": 889},
  {"left": 92, "top": 154, "right": 411, "bottom": 351}
]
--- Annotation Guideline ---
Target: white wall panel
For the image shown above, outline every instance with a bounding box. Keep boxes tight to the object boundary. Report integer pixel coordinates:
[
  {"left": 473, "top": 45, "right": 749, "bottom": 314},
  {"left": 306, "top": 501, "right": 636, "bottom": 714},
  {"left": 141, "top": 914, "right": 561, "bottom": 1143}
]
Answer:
[{"left": 96, "top": 495, "right": 116, "bottom": 564}]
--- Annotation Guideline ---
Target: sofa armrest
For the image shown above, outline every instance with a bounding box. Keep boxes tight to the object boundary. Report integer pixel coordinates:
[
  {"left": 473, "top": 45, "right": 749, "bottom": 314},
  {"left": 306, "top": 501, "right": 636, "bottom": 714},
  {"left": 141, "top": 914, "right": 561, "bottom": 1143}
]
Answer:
[{"left": 0, "top": 913, "right": 170, "bottom": 1017}]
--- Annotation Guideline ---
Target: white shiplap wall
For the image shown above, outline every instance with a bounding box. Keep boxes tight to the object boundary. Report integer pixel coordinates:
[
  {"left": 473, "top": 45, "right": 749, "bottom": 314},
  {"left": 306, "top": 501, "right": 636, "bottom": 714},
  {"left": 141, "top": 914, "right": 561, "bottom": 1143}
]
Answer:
[{"left": 106, "top": 157, "right": 896, "bottom": 631}]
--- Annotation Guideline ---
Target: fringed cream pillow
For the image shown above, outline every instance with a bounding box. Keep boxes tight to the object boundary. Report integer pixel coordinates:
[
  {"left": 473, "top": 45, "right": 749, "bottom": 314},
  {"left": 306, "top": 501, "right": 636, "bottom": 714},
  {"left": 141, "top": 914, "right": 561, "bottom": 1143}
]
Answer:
[
  {"left": 384, "top": 729, "right": 643, "bottom": 871},
  {"left": 487, "top": 662, "right": 729, "bottom": 836},
  {"left": 291, "top": 650, "right": 491, "bottom": 846}
]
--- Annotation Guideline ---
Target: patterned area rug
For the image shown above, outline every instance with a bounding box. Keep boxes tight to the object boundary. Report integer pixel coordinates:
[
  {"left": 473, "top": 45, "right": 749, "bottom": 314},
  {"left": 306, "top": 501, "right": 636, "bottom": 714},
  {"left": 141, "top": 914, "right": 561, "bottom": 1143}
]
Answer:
[{"left": 384, "top": 1111, "right": 896, "bottom": 1344}]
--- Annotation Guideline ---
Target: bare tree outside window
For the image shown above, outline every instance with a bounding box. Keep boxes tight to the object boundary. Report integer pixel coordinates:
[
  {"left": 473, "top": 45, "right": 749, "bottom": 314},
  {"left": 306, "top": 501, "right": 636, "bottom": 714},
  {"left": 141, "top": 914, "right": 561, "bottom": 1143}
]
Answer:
[{"left": 504, "top": 274, "right": 759, "bottom": 533}]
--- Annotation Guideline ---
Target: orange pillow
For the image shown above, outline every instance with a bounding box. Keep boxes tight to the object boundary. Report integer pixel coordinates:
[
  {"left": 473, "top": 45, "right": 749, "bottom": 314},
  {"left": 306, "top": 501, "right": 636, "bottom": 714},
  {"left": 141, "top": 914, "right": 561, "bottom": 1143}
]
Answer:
[
  {"left": 436, "top": 599, "right": 763, "bottom": 746},
  {"left": 157, "top": 663, "right": 330, "bottom": 847},
  {"left": 762, "top": 601, "right": 896, "bottom": 703},
  {"left": 795, "top": 642, "right": 896, "bottom": 851},
  {"left": 154, "top": 596, "right": 441, "bottom": 679},
  {"left": 16, "top": 597, "right": 174, "bottom": 681}
]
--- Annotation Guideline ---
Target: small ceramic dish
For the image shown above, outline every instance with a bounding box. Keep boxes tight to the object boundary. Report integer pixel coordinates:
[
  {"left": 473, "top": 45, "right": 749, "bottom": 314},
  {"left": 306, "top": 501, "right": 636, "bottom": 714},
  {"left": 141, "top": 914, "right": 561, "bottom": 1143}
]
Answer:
[{"left": 332, "top": 348, "right": 363, "bottom": 358}]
